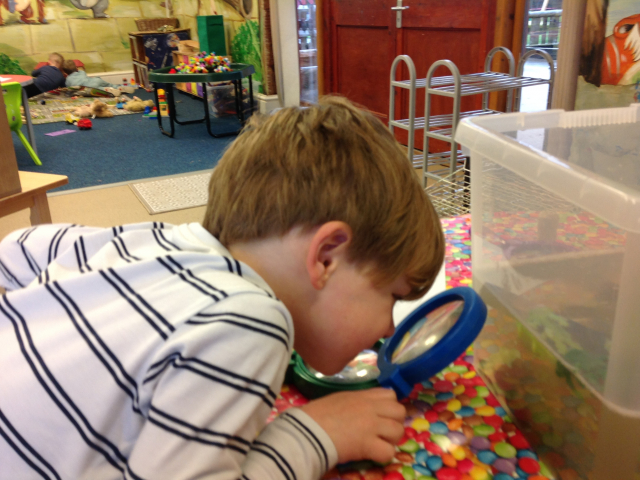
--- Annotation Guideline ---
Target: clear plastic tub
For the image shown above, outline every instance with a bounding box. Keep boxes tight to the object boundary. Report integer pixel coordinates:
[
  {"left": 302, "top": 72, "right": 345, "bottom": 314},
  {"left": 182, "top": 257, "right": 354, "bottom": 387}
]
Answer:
[
  {"left": 456, "top": 104, "right": 640, "bottom": 480},
  {"left": 206, "top": 78, "right": 258, "bottom": 118}
]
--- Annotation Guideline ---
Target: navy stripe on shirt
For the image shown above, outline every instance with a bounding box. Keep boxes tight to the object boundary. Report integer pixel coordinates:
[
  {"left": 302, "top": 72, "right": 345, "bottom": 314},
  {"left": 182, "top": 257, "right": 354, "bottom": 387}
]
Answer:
[
  {"left": 187, "top": 312, "right": 290, "bottom": 350},
  {"left": 253, "top": 440, "right": 296, "bottom": 480},
  {"left": 144, "top": 352, "right": 277, "bottom": 406},
  {"left": 155, "top": 228, "right": 181, "bottom": 250},
  {"left": 46, "top": 281, "right": 145, "bottom": 415},
  {"left": 0, "top": 407, "right": 61, "bottom": 480},
  {"left": 165, "top": 255, "right": 228, "bottom": 298},
  {"left": 281, "top": 412, "right": 329, "bottom": 471},
  {"left": 53, "top": 224, "right": 74, "bottom": 259},
  {"left": 0, "top": 295, "right": 127, "bottom": 472},
  {"left": 0, "top": 258, "right": 24, "bottom": 288},
  {"left": 156, "top": 257, "right": 222, "bottom": 301},
  {"left": 17, "top": 227, "right": 41, "bottom": 277},
  {"left": 251, "top": 444, "right": 294, "bottom": 480},
  {"left": 98, "top": 269, "right": 174, "bottom": 340},
  {"left": 149, "top": 404, "right": 251, "bottom": 452}
]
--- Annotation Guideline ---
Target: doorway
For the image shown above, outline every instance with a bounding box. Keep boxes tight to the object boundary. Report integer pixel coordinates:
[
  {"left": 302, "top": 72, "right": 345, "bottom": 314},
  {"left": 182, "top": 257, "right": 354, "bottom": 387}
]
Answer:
[{"left": 321, "top": 0, "right": 497, "bottom": 124}]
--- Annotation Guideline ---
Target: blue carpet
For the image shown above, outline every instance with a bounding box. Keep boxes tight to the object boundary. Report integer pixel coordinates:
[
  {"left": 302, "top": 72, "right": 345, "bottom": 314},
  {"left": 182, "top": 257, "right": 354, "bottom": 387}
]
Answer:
[{"left": 11, "top": 90, "right": 242, "bottom": 192}]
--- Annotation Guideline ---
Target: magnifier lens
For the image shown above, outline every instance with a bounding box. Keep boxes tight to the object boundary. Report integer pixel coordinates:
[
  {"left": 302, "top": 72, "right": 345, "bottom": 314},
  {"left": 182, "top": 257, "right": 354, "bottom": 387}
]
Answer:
[
  {"left": 305, "top": 348, "right": 381, "bottom": 384},
  {"left": 391, "top": 300, "right": 465, "bottom": 364}
]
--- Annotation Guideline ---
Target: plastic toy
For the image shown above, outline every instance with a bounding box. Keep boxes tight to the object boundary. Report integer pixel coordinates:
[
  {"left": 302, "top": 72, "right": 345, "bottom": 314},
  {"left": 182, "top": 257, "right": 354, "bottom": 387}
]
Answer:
[
  {"left": 173, "top": 52, "right": 231, "bottom": 75},
  {"left": 143, "top": 107, "right": 158, "bottom": 118},
  {"left": 157, "top": 89, "right": 169, "bottom": 117},
  {"left": 77, "top": 118, "right": 92, "bottom": 130},
  {"left": 65, "top": 112, "right": 80, "bottom": 124},
  {"left": 2, "top": 81, "right": 40, "bottom": 165}
]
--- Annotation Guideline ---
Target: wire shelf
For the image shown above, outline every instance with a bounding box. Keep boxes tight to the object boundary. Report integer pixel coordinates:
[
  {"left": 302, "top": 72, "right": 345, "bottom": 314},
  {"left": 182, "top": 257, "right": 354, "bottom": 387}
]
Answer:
[
  {"left": 425, "top": 168, "right": 471, "bottom": 218},
  {"left": 480, "top": 164, "right": 580, "bottom": 214}
]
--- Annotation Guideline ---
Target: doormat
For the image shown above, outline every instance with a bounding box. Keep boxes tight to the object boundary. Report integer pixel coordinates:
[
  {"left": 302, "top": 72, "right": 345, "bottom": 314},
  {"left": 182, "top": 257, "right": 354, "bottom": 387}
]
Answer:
[
  {"left": 129, "top": 171, "right": 212, "bottom": 214},
  {"left": 29, "top": 97, "right": 139, "bottom": 125}
]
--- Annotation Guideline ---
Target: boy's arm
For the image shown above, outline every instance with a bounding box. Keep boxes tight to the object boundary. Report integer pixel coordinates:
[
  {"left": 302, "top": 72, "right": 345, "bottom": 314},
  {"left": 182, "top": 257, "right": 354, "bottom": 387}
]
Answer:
[
  {"left": 0, "top": 224, "right": 102, "bottom": 290},
  {"left": 126, "top": 295, "right": 338, "bottom": 480},
  {"left": 31, "top": 68, "right": 41, "bottom": 77}
]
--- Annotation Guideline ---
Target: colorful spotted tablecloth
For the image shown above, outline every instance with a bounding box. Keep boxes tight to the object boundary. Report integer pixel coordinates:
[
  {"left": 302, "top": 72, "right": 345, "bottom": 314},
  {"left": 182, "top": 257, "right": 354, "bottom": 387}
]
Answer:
[{"left": 272, "top": 215, "right": 556, "bottom": 480}]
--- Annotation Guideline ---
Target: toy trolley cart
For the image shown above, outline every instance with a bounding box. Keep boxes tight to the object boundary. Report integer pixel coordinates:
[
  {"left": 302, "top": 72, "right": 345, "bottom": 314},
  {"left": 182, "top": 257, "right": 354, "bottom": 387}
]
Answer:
[{"left": 148, "top": 63, "right": 255, "bottom": 138}]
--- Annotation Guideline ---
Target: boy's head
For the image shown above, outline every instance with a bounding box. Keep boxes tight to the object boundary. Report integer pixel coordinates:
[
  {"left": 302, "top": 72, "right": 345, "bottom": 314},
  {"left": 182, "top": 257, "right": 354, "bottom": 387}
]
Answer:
[
  {"left": 62, "top": 59, "right": 78, "bottom": 75},
  {"left": 205, "top": 96, "right": 444, "bottom": 298},
  {"left": 207, "top": 96, "right": 445, "bottom": 373},
  {"left": 48, "top": 53, "right": 64, "bottom": 69}
]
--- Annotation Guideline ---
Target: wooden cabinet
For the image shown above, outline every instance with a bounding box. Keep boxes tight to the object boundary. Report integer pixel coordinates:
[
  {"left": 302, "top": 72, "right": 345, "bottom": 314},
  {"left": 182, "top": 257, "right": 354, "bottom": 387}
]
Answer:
[{"left": 129, "top": 29, "right": 191, "bottom": 89}]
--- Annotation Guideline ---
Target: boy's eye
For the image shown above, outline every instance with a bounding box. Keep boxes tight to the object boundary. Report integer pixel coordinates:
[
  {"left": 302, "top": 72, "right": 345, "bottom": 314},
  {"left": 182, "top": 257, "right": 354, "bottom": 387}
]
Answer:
[{"left": 392, "top": 294, "right": 403, "bottom": 301}]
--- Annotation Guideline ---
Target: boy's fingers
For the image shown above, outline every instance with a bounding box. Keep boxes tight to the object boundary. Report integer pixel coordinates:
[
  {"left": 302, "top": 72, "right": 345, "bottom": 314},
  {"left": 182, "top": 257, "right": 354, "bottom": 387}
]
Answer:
[
  {"left": 377, "top": 400, "right": 406, "bottom": 421},
  {"left": 366, "top": 437, "right": 397, "bottom": 464},
  {"left": 369, "top": 387, "right": 399, "bottom": 401},
  {"left": 376, "top": 418, "right": 405, "bottom": 444}
]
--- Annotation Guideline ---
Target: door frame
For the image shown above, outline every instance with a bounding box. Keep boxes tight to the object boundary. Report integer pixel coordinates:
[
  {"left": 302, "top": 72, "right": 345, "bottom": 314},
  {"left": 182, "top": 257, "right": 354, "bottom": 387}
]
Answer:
[{"left": 270, "top": 0, "right": 301, "bottom": 106}]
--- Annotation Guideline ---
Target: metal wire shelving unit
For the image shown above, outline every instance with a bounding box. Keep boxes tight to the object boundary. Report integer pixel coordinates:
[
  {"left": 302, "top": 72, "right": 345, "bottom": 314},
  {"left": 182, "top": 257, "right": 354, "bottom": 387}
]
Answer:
[
  {"left": 390, "top": 47, "right": 555, "bottom": 218},
  {"left": 388, "top": 47, "right": 555, "bottom": 184}
]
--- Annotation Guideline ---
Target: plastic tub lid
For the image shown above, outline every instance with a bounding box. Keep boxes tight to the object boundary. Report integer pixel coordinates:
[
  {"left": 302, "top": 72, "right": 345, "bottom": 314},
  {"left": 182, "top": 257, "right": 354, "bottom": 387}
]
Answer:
[{"left": 455, "top": 104, "right": 640, "bottom": 234}]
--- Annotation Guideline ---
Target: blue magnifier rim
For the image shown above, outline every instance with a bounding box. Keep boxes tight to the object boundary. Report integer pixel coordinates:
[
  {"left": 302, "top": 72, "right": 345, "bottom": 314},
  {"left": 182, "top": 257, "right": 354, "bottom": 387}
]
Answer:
[{"left": 377, "top": 287, "right": 487, "bottom": 399}]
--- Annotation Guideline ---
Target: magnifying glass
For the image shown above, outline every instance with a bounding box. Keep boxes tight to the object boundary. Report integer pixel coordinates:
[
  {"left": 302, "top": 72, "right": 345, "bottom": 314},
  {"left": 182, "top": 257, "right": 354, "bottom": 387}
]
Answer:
[{"left": 291, "top": 287, "right": 487, "bottom": 400}]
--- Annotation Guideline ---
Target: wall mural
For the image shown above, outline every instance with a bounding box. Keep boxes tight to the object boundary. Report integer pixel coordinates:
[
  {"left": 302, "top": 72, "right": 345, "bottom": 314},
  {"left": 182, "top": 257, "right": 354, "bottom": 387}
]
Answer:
[
  {"left": 576, "top": 0, "right": 640, "bottom": 109},
  {"left": 0, "top": 0, "right": 264, "bottom": 80}
]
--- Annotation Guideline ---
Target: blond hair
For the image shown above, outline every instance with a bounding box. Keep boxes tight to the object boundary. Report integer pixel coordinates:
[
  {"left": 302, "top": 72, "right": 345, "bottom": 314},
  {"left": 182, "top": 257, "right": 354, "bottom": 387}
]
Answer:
[
  {"left": 62, "top": 59, "right": 78, "bottom": 75},
  {"left": 49, "top": 53, "right": 64, "bottom": 68},
  {"left": 203, "top": 96, "right": 444, "bottom": 300}
]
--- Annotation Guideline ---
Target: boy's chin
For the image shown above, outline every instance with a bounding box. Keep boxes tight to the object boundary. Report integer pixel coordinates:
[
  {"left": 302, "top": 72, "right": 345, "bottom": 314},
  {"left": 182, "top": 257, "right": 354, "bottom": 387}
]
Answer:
[{"left": 304, "top": 356, "right": 352, "bottom": 376}]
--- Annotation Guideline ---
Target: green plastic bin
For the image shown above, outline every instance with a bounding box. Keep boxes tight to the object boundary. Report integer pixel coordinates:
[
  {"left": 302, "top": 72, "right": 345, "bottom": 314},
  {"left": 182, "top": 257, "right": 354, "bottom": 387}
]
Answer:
[{"left": 197, "top": 15, "right": 227, "bottom": 56}]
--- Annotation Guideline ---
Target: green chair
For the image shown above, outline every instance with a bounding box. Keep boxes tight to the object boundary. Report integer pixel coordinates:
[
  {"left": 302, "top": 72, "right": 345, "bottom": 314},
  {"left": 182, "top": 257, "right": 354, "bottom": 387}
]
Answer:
[{"left": 2, "top": 82, "right": 41, "bottom": 166}]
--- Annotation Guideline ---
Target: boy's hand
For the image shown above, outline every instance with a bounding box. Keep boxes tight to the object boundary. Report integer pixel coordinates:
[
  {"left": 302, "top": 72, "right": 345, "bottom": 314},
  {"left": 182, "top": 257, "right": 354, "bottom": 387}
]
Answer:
[{"left": 300, "top": 388, "right": 406, "bottom": 464}]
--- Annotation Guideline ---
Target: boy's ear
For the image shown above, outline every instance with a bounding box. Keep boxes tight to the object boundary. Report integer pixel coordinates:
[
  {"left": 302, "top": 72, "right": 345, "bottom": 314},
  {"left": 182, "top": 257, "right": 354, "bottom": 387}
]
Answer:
[{"left": 306, "top": 221, "right": 352, "bottom": 290}]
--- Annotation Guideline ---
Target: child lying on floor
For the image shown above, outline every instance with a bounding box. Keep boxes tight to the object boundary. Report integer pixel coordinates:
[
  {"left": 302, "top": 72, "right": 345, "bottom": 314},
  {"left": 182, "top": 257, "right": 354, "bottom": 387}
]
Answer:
[{"left": 62, "top": 60, "right": 116, "bottom": 90}]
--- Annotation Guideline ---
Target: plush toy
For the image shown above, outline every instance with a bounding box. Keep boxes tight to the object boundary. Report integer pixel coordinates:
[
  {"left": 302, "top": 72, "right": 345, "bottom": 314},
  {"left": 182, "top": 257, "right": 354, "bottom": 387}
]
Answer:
[
  {"left": 123, "top": 96, "right": 154, "bottom": 113},
  {"left": 91, "top": 99, "right": 114, "bottom": 118},
  {"left": 72, "top": 104, "right": 93, "bottom": 118}
]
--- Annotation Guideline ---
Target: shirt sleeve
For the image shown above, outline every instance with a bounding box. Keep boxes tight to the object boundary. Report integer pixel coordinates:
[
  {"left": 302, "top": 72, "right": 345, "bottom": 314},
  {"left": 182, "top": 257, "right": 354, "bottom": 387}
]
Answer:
[
  {"left": 31, "top": 68, "right": 41, "bottom": 77},
  {"left": 0, "top": 224, "right": 102, "bottom": 290},
  {"left": 245, "top": 408, "right": 338, "bottom": 480},
  {"left": 126, "top": 293, "right": 338, "bottom": 480}
]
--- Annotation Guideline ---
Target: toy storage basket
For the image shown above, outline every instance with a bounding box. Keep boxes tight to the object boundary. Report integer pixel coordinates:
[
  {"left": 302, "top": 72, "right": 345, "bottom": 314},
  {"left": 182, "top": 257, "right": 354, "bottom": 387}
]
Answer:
[{"left": 135, "top": 17, "right": 179, "bottom": 31}]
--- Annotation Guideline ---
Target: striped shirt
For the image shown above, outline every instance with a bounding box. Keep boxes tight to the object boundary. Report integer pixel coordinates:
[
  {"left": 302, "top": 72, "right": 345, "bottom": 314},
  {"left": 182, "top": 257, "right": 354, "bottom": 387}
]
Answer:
[{"left": 0, "top": 222, "right": 337, "bottom": 480}]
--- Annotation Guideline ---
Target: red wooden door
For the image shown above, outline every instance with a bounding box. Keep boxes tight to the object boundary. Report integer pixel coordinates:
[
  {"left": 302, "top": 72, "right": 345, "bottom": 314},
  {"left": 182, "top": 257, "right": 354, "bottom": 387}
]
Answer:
[
  {"left": 323, "top": 0, "right": 497, "bottom": 150},
  {"left": 323, "top": 0, "right": 397, "bottom": 122}
]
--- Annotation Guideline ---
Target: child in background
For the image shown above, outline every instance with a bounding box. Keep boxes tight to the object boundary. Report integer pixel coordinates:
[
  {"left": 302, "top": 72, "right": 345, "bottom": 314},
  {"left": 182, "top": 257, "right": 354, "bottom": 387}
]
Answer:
[
  {"left": 25, "top": 52, "right": 66, "bottom": 97},
  {"left": 62, "top": 59, "right": 117, "bottom": 90},
  {"left": 0, "top": 96, "right": 445, "bottom": 480}
]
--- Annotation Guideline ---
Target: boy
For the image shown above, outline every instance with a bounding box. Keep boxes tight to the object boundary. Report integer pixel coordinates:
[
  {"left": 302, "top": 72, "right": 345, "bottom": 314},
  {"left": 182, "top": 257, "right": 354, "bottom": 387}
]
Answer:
[
  {"left": 25, "top": 53, "right": 66, "bottom": 98},
  {"left": 0, "top": 97, "right": 445, "bottom": 480},
  {"left": 62, "top": 59, "right": 116, "bottom": 90}
]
